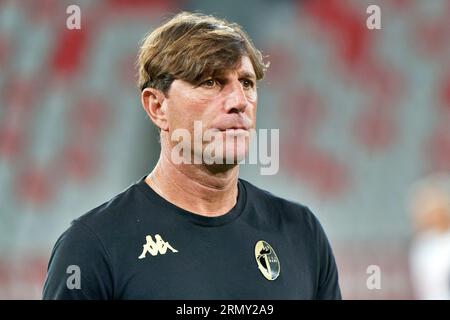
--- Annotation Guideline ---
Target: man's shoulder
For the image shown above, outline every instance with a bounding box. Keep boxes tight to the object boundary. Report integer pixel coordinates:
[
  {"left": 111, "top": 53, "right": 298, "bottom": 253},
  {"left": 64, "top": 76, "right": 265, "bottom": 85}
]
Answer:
[
  {"left": 239, "top": 178, "right": 310, "bottom": 211},
  {"left": 73, "top": 179, "right": 145, "bottom": 232},
  {"left": 239, "top": 178, "right": 318, "bottom": 227}
]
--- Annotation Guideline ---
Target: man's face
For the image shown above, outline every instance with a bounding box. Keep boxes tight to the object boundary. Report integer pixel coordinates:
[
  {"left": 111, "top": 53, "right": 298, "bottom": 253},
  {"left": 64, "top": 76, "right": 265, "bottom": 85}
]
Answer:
[{"left": 163, "top": 55, "right": 257, "bottom": 165}]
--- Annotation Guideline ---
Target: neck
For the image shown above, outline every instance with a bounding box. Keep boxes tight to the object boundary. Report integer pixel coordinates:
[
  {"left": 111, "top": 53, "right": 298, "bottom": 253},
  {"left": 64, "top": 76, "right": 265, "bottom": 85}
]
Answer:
[{"left": 145, "top": 146, "right": 240, "bottom": 217}]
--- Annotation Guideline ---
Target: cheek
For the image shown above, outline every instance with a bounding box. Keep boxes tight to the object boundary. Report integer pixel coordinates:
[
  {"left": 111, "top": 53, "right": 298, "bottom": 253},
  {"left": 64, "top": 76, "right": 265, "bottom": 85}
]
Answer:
[
  {"left": 247, "top": 91, "right": 257, "bottom": 111},
  {"left": 168, "top": 95, "right": 211, "bottom": 130},
  {"left": 166, "top": 104, "right": 187, "bottom": 132},
  {"left": 183, "top": 93, "right": 217, "bottom": 122},
  {"left": 247, "top": 101, "right": 258, "bottom": 122}
]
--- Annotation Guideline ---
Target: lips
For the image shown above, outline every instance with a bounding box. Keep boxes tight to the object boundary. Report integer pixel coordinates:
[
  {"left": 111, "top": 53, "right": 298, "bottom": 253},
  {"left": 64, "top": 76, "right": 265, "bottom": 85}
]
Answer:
[
  {"left": 212, "top": 117, "right": 252, "bottom": 131},
  {"left": 216, "top": 126, "right": 251, "bottom": 133},
  {"left": 219, "top": 126, "right": 249, "bottom": 131}
]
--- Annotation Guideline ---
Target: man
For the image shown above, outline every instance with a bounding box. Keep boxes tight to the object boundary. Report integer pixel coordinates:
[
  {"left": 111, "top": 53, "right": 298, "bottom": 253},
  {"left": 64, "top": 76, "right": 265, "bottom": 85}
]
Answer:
[{"left": 43, "top": 12, "right": 341, "bottom": 299}]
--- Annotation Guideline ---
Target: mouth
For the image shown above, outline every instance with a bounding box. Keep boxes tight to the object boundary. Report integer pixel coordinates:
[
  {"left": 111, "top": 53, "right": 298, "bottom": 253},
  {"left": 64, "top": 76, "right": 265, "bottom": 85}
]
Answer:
[
  {"left": 214, "top": 123, "right": 252, "bottom": 132},
  {"left": 218, "top": 126, "right": 249, "bottom": 132},
  {"left": 215, "top": 128, "right": 250, "bottom": 137},
  {"left": 210, "top": 117, "right": 253, "bottom": 133}
]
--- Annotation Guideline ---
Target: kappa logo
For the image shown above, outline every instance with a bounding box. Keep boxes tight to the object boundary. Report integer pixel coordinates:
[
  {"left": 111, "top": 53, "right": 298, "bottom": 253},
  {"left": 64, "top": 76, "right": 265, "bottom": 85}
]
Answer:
[
  {"left": 255, "top": 240, "right": 280, "bottom": 281},
  {"left": 138, "top": 234, "right": 178, "bottom": 259}
]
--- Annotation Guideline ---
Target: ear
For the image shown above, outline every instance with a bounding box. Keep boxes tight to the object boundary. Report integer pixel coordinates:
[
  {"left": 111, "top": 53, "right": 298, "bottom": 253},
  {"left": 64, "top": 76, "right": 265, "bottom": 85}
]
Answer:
[{"left": 141, "top": 88, "right": 169, "bottom": 131}]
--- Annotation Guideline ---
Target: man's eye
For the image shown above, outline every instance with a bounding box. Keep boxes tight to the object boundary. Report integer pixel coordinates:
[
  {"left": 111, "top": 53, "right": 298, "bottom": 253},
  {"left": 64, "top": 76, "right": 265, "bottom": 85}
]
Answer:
[
  {"left": 202, "top": 79, "right": 217, "bottom": 87},
  {"left": 241, "top": 79, "right": 255, "bottom": 89}
]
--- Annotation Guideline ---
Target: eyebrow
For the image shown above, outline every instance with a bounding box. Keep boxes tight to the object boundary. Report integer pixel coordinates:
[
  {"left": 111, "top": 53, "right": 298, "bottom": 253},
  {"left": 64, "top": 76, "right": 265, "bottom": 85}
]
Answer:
[
  {"left": 238, "top": 71, "right": 257, "bottom": 81},
  {"left": 204, "top": 69, "right": 257, "bottom": 83}
]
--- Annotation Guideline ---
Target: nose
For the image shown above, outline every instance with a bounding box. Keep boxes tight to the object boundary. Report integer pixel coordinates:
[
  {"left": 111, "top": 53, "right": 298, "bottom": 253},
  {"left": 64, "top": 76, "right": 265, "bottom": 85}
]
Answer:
[{"left": 224, "top": 81, "right": 248, "bottom": 114}]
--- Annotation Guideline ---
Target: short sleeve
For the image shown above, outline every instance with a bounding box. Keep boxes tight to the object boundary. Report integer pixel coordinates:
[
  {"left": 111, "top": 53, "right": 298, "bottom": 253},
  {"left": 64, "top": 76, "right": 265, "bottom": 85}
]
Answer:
[
  {"left": 42, "top": 220, "right": 114, "bottom": 300},
  {"left": 307, "top": 208, "right": 342, "bottom": 300}
]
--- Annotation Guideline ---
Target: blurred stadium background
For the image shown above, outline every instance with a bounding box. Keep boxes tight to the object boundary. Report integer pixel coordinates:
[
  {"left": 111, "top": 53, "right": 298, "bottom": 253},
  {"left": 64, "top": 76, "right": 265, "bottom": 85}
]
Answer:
[{"left": 0, "top": 0, "right": 449, "bottom": 299}]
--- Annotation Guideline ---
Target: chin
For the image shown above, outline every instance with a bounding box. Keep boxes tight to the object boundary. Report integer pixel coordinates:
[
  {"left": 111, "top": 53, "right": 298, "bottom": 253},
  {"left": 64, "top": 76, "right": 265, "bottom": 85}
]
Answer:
[
  {"left": 223, "top": 143, "right": 248, "bottom": 164},
  {"left": 200, "top": 135, "right": 250, "bottom": 165}
]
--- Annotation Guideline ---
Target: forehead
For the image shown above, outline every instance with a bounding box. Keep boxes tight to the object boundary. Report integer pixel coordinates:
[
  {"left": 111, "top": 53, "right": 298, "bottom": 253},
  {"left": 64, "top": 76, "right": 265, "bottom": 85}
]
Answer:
[{"left": 214, "top": 55, "right": 256, "bottom": 79}]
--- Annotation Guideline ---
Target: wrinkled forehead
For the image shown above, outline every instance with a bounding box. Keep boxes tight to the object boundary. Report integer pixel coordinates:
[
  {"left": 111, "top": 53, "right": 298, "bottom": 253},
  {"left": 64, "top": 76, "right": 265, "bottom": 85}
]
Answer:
[{"left": 208, "top": 56, "right": 256, "bottom": 79}]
